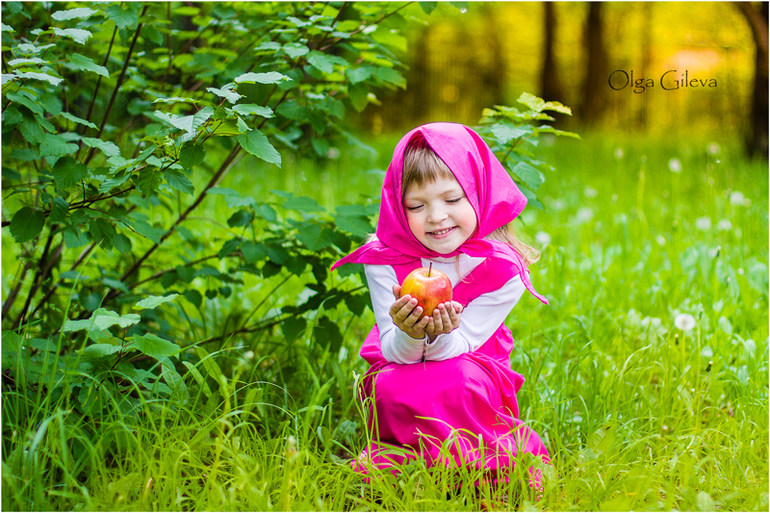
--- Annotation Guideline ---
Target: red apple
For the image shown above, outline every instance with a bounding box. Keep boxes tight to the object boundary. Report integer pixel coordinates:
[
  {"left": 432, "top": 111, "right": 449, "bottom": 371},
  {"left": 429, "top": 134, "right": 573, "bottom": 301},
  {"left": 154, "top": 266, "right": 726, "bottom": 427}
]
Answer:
[{"left": 399, "top": 265, "right": 452, "bottom": 316}]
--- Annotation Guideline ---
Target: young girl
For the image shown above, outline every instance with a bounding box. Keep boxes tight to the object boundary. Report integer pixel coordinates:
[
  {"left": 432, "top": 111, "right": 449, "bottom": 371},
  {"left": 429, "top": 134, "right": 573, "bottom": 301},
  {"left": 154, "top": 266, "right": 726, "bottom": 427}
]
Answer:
[{"left": 331, "top": 122, "right": 550, "bottom": 489}]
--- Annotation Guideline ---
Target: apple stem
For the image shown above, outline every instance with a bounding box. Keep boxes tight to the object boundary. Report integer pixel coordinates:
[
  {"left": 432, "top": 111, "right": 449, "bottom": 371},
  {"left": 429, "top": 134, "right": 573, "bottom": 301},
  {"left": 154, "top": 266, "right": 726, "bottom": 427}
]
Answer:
[{"left": 428, "top": 262, "right": 432, "bottom": 277}]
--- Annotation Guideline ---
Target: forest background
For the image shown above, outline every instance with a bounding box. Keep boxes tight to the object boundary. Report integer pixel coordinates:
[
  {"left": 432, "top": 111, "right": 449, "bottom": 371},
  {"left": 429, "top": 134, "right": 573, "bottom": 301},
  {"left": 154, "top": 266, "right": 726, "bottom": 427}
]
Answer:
[{"left": 1, "top": 1, "right": 768, "bottom": 511}]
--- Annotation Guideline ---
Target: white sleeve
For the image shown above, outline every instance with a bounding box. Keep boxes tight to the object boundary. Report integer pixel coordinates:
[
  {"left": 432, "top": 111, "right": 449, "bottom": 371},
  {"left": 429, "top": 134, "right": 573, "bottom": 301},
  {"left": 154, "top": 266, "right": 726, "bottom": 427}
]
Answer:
[
  {"left": 364, "top": 264, "right": 427, "bottom": 364},
  {"left": 424, "top": 274, "right": 526, "bottom": 361}
]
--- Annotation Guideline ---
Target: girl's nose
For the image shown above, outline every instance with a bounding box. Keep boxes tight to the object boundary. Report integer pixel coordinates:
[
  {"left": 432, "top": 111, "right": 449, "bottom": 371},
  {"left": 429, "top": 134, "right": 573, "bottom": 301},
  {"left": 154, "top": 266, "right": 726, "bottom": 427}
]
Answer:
[{"left": 426, "top": 204, "right": 448, "bottom": 223}]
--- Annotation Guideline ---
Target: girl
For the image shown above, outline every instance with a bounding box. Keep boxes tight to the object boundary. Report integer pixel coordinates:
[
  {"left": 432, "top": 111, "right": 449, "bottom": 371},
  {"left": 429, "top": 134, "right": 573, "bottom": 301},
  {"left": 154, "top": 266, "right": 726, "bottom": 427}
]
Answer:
[{"left": 331, "top": 122, "right": 550, "bottom": 489}]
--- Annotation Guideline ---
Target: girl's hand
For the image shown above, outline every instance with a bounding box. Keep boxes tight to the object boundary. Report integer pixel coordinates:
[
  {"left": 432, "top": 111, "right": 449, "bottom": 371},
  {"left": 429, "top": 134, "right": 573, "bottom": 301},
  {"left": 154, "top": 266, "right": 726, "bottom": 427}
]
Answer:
[
  {"left": 389, "top": 285, "right": 431, "bottom": 339},
  {"left": 425, "top": 301, "right": 463, "bottom": 340}
]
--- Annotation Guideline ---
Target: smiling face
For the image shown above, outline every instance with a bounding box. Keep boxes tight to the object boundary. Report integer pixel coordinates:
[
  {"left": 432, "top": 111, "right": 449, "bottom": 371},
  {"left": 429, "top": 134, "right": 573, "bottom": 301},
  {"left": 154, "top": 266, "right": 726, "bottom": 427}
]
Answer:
[{"left": 403, "top": 175, "right": 478, "bottom": 255}]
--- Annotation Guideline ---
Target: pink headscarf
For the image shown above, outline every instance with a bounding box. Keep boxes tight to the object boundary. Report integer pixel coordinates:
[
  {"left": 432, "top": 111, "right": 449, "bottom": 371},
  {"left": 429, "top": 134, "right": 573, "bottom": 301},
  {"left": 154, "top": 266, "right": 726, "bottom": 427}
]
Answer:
[{"left": 331, "top": 122, "right": 547, "bottom": 304}]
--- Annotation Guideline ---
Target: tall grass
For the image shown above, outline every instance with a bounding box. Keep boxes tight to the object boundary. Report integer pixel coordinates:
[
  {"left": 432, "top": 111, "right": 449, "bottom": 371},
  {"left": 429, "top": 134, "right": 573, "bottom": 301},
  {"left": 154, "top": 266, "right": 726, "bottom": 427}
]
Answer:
[{"left": 2, "top": 131, "right": 767, "bottom": 511}]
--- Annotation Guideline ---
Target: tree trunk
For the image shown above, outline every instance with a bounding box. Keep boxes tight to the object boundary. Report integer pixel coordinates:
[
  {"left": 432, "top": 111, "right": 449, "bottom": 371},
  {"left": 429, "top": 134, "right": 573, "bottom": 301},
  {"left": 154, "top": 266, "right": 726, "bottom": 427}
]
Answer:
[
  {"left": 581, "top": 2, "right": 608, "bottom": 126},
  {"left": 540, "top": 3, "right": 562, "bottom": 106},
  {"left": 736, "top": 1, "right": 769, "bottom": 160}
]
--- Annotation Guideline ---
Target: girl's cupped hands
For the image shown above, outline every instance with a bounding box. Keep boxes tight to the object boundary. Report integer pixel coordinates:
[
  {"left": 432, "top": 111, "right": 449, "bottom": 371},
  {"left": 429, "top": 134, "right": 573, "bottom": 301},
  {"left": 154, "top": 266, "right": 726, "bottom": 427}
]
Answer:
[{"left": 389, "top": 284, "right": 463, "bottom": 341}]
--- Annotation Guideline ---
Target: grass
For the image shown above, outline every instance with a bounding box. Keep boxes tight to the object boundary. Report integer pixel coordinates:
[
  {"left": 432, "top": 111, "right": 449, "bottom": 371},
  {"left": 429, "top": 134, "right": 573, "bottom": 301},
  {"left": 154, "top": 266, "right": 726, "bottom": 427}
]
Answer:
[{"left": 2, "top": 129, "right": 768, "bottom": 511}]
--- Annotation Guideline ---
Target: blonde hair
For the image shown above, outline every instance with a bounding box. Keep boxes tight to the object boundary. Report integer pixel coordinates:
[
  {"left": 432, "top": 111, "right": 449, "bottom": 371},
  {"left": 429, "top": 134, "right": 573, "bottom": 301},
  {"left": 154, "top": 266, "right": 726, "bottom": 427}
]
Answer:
[{"left": 402, "top": 133, "right": 541, "bottom": 266}]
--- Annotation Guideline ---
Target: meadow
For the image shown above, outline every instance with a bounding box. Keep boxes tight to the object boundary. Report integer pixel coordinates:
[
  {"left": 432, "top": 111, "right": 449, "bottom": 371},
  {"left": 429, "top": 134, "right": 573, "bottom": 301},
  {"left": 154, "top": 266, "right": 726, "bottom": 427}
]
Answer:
[{"left": 2, "top": 130, "right": 768, "bottom": 511}]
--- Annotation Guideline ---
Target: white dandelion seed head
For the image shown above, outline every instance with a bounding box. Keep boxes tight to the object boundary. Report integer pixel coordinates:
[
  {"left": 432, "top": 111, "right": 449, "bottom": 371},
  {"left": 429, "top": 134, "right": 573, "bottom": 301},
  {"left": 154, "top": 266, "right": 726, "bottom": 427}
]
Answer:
[
  {"left": 244, "top": 350, "right": 254, "bottom": 360},
  {"left": 730, "top": 191, "right": 746, "bottom": 206},
  {"left": 695, "top": 217, "right": 712, "bottom": 231},
  {"left": 535, "top": 231, "right": 552, "bottom": 246},
  {"left": 584, "top": 186, "right": 598, "bottom": 198},
  {"left": 552, "top": 199, "right": 565, "bottom": 211},
  {"left": 675, "top": 313, "right": 697, "bottom": 331},
  {"left": 327, "top": 147, "right": 341, "bottom": 159},
  {"left": 708, "top": 246, "right": 721, "bottom": 258},
  {"left": 707, "top": 142, "right": 721, "bottom": 156},
  {"left": 611, "top": 194, "right": 618, "bottom": 202},
  {"left": 668, "top": 158, "right": 683, "bottom": 173},
  {"left": 716, "top": 219, "right": 732, "bottom": 231},
  {"left": 615, "top": 147, "right": 624, "bottom": 159},
  {"left": 576, "top": 207, "right": 594, "bottom": 224},
  {"left": 656, "top": 235, "right": 666, "bottom": 246}
]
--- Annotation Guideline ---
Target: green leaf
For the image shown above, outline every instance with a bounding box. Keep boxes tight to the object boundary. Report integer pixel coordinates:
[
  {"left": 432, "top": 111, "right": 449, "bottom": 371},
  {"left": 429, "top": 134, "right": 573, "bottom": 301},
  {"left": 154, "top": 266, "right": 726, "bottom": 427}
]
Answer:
[
  {"left": 67, "top": 53, "right": 109, "bottom": 78},
  {"left": 40, "top": 133, "right": 79, "bottom": 157},
  {"left": 7, "top": 91, "right": 44, "bottom": 115},
  {"left": 52, "top": 7, "right": 97, "bottom": 21},
  {"left": 52, "top": 27, "right": 92, "bottom": 45},
  {"left": 9, "top": 207, "right": 45, "bottom": 243},
  {"left": 89, "top": 218, "right": 116, "bottom": 246},
  {"left": 206, "top": 84, "right": 241, "bottom": 104},
  {"left": 335, "top": 214, "right": 372, "bottom": 237},
  {"left": 50, "top": 197, "right": 69, "bottom": 222},
  {"left": 164, "top": 169, "right": 195, "bottom": 195},
  {"left": 234, "top": 72, "right": 292, "bottom": 85},
  {"left": 59, "top": 111, "right": 98, "bottom": 130},
  {"left": 275, "top": 101, "right": 307, "bottom": 120},
  {"left": 491, "top": 124, "right": 531, "bottom": 145},
  {"left": 136, "top": 168, "right": 163, "bottom": 196},
  {"left": 105, "top": 4, "right": 139, "bottom": 29},
  {"left": 2, "top": 22, "right": 14, "bottom": 32},
  {"left": 282, "top": 43, "right": 309, "bottom": 59},
  {"left": 314, "top": 316, "right": 342, "bottom": 353},
  {"left": 237, "top": 129, "right": 281, "bottom": 167},
  {"left": 184, "top": 289, "right": 203, "bottom": 308},
  {"left": 517, "top": 92, "right": 545, "bottom": 113},
  {"left": 284, "top": 196, "right": 323, "bottom": 212},
  {"left": 8, "top": 57, "right": 46, "bottom": 67},
  {"left": 84, "top": 344, "right": 122, "bottom": 358},
  {"left": 132, "top": 333, "right": 180, "bottom": 358},
  {"left": 82, "top": 137, "right": 121, "bottom": 158},
  {"left": 511, "top": 162, "right": 545, "bottom": 191},
  {"left": 112, "top": 234, "right": 132, "bottom": 253},
  {"left": 232, "top": 104, "right": 274, "bottom": 118},
  {"left": 282, "top": 317, "right": 307, "bottom": 343},
  {"left": 179, "top": 144, "right": 205, "bottom": 169},
  {"left": 297, "top": 224, "right": 333, "bottom": 251},
  {"left": 91, "top": 310, "right": 141, "bottom": 330},
  {"left": 518, "top": 184, "right": 544, "bottom": 211},
  {"left": 227, "top": 209, "right": 254, "bottom": 227},
  {"left": 346, "top": 66, "right": 373, "bottom": 85},
  {"left": 208, "top": 187, "right": 256, "bottom": 208},
  {"left": 52, "top": 156, "right": 88, "bottom": 188},
  {"left": 155, "top": 107, "right": 213, "bottom": 134},
  {"left": 241, "top": 241, "right": 267, "bottom": 262},
  {"left": 372, "top": 66, "right": 406, "bottom": 88},
  {"left": 348, "top": 83, "right": 369, "bottom": 112},
  {"left": 194, "top": 346, "right": 223, "bottom": 382},
  {"left": 306, "top": 51, "right": 335, "bottom": 74},
  {"left": 419, "top": 2, "right": 437, "bottom": 14},
  {"left": 15, "top": 71, "right": 63, "bottom": 86},
  {"left": 134, "top": 293, "right": 179, "bottom": 310}
]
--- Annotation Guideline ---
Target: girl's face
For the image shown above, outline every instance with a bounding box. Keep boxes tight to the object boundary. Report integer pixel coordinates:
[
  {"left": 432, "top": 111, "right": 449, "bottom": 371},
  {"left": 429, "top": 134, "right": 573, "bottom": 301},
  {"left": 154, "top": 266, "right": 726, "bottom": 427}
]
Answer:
[{"left": 403, "top": 174, "right": 477, "bottom": 254}]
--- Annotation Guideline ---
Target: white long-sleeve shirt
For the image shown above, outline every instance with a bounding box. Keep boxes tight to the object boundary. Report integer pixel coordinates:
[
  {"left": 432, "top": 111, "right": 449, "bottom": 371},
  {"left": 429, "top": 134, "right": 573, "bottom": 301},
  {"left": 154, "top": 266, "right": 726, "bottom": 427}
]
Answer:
[{"left": 365, "top": 254, "right": 525, "bottom": 364}]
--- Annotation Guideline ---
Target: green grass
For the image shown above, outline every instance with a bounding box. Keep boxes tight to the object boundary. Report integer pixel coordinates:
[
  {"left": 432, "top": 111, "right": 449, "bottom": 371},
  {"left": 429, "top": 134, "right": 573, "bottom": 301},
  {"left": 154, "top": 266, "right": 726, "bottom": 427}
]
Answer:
[{"left": 3, "top": 130, "right": 768, "bottom": 511}]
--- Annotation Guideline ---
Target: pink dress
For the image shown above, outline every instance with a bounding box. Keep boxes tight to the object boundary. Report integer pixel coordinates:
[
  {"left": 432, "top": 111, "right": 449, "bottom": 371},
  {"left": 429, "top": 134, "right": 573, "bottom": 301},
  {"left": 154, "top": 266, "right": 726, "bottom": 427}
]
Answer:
[{"left": 352, "top": 256, "right": 550, "bottom": 486}]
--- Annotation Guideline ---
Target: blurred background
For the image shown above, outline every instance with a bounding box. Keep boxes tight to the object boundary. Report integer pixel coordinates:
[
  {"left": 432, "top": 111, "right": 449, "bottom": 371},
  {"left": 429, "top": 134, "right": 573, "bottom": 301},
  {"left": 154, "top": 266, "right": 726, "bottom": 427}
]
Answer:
[{"left": 353, "top": 1, "right": 767, "bottom": 160}]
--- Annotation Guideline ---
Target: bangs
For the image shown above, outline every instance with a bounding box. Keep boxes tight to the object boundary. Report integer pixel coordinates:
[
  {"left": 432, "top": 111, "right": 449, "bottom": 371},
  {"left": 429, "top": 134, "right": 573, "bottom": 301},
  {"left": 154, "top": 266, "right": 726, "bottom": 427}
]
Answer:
[{"left": 402, "top": 134, "right": 455, "bottom": 196}]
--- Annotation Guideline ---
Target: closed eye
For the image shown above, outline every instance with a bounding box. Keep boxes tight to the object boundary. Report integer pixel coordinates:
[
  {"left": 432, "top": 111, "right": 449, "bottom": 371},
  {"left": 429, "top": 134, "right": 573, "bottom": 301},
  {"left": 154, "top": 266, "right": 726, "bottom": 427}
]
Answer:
[
  {"left": 446, "top": 197, "right": 462, "bottom": 204},
  {"left": 406, "top": 205, "right": 423, "bottom": 212}
]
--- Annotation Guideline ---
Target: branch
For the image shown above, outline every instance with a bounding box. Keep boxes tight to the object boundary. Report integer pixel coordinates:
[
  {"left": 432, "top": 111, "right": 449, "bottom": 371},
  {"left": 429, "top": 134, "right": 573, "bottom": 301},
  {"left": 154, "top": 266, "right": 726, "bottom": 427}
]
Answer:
[
  {"left": 319, "top": 2, "right": 414, "bottom": 52},
  {"left": 84, "top": 6, "right": 149, "bottom": 165},
  {"left": 13, "top": 228, "right": 62, "bottom": 329},
  {"left": 82, "top": 25, "right": 118, "bottom": 131}
]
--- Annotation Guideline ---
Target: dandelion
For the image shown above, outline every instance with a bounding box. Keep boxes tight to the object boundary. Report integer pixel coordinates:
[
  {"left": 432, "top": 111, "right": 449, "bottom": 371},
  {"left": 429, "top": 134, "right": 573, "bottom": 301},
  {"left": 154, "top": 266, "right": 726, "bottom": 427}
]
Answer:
[
  {"left": 708, "top": 246, "right": 721, "bottom": 258},
  {"left": 584, "top": 186, "right": 598, "bottom": 198},
  {"left": 656, "top": 235, "right": 666, "bottom": 246},
  {"left": 551, "top": 199, "right": 565, "bottom": 211},
  {"left": 576, "top": 207, "right": 594, "bottom": 224},
  {"left": 615, "top": 147, "right": 624, "bottom": 159},
  {"left": 675, "top": 313, "right": 696, "bottom": 331},
  {"left": 729, "top": 191, "right": 746, "bottom": 206},
  {"left": 611, "top": 194, "right": 618, "bottom": 202},
  {"left": 668, "top": 158, "right": 682, "bottom": 173},
  {"left": 717, "top": 219, "right": 732, "bottom": 231},
  {"left": 244, "top": 350, "right": 254, "bottom": 360},
  {"left": 535, "top": 231, "right": 551, "bottom": 246},
  {"left": 695, "top": 217, "right": 712, "bottom": 231},
  {"left": 707, "top": 142, "right": 721, "bottom": 156}
]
